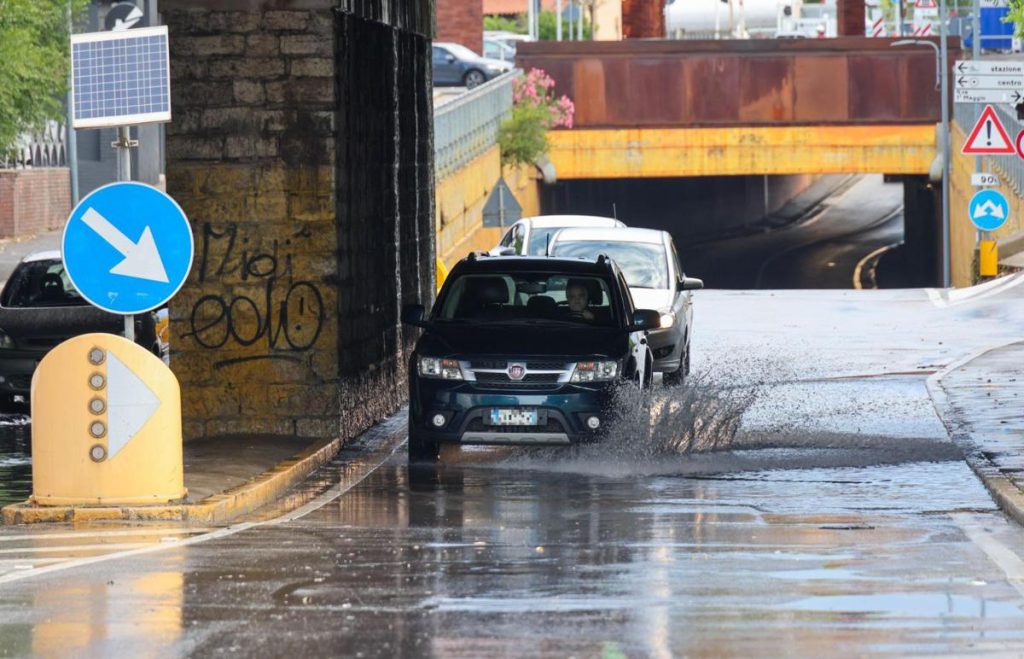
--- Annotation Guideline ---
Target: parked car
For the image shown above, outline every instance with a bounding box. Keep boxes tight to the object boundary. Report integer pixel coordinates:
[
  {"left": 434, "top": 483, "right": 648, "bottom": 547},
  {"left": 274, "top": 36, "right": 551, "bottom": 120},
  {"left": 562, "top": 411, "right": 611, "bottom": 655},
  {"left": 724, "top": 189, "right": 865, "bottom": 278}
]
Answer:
[
  {"left": 483, "top": 38, "right": 516, "bottom": 62},
  {"left": 432, "top": 42, "right": 513, "bottom": 89},
  {"left": 401, "top": 253, "right": 661, "bottom": 462},
  {"left": 491, "top": 215, "right": 627, "bottom": 257},
  {"left": 0, "top": 251, "right": 160, "bottom": 410},
  {"left": 548, "top": 228, "right": 703, "bottom": 384}
]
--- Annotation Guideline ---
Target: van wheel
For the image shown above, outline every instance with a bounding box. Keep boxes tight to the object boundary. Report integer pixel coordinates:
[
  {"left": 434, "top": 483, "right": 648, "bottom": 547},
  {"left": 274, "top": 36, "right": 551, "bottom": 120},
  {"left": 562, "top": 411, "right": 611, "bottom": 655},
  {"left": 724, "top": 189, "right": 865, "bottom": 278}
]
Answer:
[{"left": 408, "top": 428, "right": 440, "bottom": 463}]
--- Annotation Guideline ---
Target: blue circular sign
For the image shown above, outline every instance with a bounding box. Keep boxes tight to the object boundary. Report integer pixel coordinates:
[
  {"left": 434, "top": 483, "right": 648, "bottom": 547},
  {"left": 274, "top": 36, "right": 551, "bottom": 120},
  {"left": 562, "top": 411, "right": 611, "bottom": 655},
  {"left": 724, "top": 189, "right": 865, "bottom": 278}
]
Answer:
[
  {"left": 62, "top": 182, "right": 194, "bottom": 314},
  {"left": 968, "top": 189, "right": 1010, "bottom": 232}
]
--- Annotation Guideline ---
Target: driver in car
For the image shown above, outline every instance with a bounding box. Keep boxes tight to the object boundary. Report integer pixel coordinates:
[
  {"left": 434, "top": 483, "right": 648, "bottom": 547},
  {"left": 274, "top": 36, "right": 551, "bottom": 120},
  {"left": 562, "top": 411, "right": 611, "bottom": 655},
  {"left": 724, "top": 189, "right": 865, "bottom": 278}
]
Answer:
[{"left": 565, "top": 279, "right": 595, "bottom": 321}]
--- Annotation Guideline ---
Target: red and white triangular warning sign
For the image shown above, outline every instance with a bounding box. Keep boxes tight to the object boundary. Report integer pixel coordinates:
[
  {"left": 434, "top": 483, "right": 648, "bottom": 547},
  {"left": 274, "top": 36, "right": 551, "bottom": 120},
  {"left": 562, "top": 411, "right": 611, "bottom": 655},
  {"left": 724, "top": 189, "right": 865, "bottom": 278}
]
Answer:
[
  {"left": 963, "top": 105, "right": 1016, "bottom": 155},
  {"left": 915, "top": 0, "right": 937, "bottom": 8}
]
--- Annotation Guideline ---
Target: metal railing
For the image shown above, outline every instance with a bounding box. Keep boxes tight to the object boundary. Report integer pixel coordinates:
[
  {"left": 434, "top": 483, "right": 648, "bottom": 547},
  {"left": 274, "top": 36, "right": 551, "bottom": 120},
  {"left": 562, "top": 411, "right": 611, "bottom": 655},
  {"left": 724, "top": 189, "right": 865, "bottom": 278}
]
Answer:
[
  {"left": 954, "top": 102, "right": 1024, "bottom": 198},
  {"left": 433, "top": 71, "right": 516, "bottom": 180},
  {"left": 0, "top": 121, "right": 68, "bottom": 169}
]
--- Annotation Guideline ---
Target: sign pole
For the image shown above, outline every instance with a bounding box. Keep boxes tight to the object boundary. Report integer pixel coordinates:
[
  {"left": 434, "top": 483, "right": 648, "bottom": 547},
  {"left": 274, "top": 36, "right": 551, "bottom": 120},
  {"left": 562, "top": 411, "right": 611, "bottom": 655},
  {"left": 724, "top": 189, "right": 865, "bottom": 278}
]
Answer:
[
  {"left": 113, "top": 125, "right": 137, "bottom": 342},
  {"left": 940, "top": 0, "right": 951, "bottom": 287}
]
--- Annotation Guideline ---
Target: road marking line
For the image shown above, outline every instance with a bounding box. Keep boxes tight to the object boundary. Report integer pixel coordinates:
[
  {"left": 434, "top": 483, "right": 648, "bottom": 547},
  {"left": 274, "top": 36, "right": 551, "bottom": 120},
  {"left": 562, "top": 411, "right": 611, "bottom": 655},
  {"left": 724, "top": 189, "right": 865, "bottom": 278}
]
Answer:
[
  {"left": 952, "top": 512, "right": 1024, "bottom": 598},
  {"left": 0, "top": 542, "right": 153, "bottom": 555},
  {"left": 0, "top": 528, "right": 213, "bottom": 543},
  {"left": 853, "top": 242, "right": 899, "bottom": 290},
  {"left": 0, "top": 422, "right": 405, "bottom": 586}
]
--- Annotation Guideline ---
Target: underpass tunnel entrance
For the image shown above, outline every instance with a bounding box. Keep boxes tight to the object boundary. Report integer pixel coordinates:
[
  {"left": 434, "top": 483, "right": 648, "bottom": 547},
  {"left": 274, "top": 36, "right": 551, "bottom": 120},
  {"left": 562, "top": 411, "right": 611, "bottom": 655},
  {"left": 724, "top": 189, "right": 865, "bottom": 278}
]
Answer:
[{"left": 540, "top": 174, "right": 940, "bottom": 290}]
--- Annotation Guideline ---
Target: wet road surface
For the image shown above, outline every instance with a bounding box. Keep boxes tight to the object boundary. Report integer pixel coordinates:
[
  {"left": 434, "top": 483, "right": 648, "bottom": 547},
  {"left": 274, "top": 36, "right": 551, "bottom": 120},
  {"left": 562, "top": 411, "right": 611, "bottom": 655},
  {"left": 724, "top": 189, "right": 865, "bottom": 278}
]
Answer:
[
  {"left": 2, "top": 280, "right": 1024, "bottom": 655},
  {"left": 683, "top": 175, "right": 907, "bottom": 290}
]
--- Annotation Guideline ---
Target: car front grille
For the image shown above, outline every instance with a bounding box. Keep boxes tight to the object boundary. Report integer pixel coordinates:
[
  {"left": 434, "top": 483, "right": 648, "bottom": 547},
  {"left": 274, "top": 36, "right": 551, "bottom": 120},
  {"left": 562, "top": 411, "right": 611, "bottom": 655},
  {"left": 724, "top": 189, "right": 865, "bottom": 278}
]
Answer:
[{"left": 463, "top": 359, "right": 574, "bottom": 389}]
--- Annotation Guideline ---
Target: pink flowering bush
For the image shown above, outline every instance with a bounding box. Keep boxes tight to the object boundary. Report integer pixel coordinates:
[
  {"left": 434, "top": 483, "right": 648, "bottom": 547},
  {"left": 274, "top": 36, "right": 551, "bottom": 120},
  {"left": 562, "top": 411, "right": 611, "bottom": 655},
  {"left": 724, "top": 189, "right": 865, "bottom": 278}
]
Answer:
[{"left": 499, "top": 68, "right": 575, "bottom": 167}]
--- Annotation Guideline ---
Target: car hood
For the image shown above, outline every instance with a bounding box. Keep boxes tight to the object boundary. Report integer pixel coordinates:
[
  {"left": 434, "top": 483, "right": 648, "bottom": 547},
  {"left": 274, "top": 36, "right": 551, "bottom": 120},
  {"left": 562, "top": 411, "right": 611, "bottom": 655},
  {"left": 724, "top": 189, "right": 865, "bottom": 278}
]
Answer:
[
  {"left": 477, "top": 56, "right": 512, "bottom": 69},
  {"left": 418, "top": 323, "right": 625, "bottom": 359},
  {"left": 629, "top": 288, "right": 673, "bottom": 312}
]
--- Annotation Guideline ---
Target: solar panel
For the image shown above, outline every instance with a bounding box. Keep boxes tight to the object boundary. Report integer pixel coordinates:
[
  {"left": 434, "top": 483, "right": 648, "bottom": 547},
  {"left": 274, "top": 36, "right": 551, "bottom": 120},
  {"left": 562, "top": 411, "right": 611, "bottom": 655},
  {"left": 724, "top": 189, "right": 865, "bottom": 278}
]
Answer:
[{"left": 71, "top": 26, "right": 171, "bottom": 129}]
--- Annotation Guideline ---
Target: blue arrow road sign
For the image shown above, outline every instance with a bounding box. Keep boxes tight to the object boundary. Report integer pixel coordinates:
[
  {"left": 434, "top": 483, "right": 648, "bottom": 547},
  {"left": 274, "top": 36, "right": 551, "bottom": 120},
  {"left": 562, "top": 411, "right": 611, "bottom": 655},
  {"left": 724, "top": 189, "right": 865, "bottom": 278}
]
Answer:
[
  {"left": 62, "top": 182, "right": 194, "bottom": 315},
  {"left": 968, "top": 189, "right": 1010, "bottom": 232}
]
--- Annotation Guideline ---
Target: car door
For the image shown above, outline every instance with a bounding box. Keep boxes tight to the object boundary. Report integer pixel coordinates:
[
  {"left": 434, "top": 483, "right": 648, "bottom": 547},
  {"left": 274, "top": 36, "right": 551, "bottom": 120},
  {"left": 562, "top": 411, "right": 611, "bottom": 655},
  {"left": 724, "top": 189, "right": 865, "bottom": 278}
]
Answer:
[
  {"left": 670, "top": 239, "right": 693, "bottom": 337},
  {"left": 432, "top": 46, "right": 458, "bottom": 85},
  {"left": 618, "top": 271, "right": 648, "bottom": 383}
]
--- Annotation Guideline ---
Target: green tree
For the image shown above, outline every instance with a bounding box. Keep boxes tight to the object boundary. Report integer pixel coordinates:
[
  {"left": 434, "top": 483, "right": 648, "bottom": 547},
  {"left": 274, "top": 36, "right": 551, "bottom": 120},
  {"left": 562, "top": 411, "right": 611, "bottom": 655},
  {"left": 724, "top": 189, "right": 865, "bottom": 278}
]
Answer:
[
  {"left": 484, "top": 15, "right": 527, "bottom": 33},
  {"left": 537, "top": 10, "right": 592, "bottom": 40},
  {"left": 0, "top": 0, "right": 87, "bottom": 156},
  {"left": 1007, "top": 0, "right": 1024, "bottom": 37}
]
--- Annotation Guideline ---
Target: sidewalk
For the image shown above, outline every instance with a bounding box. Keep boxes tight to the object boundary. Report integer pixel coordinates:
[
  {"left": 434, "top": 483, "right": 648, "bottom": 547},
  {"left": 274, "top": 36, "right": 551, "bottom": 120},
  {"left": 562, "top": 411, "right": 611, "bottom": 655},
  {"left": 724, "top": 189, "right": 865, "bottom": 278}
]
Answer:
[
  {"left": 930, "top": 340, "right": 1024, "bottom": 526},
  {"left": 3, "top": 434, "right": 343, "bottom": 525}
]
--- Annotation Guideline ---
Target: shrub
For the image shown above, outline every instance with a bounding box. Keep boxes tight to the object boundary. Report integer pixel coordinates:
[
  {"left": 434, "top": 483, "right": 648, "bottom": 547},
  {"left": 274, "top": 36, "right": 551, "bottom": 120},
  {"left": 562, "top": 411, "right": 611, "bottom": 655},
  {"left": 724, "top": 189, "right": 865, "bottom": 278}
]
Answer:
[{"left": 498, "top": 68, "right": 575, "bottom": 168}]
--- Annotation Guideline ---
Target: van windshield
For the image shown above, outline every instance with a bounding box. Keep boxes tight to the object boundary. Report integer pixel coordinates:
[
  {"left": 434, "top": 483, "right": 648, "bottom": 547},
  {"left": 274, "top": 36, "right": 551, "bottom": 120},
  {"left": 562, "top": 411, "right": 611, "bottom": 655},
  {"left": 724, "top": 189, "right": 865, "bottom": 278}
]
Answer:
[{"left": 437, "top": 273, "right": 617, "bottom": 327}]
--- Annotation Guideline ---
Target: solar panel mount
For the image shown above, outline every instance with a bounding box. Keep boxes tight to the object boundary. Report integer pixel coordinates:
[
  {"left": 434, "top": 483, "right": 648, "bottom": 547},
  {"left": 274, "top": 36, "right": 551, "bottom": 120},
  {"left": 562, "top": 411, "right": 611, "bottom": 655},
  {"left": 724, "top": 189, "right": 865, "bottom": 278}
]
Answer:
[{"left": 71, "top": 26, "right": 171, "bottom": 129}]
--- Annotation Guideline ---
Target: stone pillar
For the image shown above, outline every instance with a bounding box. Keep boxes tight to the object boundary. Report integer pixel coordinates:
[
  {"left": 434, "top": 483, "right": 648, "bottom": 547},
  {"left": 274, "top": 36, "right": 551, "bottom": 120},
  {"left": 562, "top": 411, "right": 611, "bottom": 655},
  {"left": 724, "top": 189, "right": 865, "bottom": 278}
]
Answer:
[
  {"left": 837, "top": 0, "right": 866, "bottom": 36},
  {"left": 164, "top": 0, "right": 435, "bottom": 442},
  {"left": 622, "top": 0, "right": 665, "bottom": 38}
]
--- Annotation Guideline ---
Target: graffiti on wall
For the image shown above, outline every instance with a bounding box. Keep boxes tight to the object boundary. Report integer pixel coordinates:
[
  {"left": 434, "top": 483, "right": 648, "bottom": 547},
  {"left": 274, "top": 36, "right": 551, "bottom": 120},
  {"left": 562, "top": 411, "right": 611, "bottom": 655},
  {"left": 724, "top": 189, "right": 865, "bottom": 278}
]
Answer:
[{"left": 180, "top": 222, "right": 325, "bottom": 367}]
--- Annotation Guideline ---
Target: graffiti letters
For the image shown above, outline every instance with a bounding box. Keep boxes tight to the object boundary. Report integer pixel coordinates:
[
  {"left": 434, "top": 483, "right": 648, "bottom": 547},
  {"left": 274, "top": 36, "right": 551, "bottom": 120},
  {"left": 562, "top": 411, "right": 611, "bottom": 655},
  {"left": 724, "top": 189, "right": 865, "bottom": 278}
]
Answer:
[{"left": 181, "top": 223, "right": 325, "bottom": 362}]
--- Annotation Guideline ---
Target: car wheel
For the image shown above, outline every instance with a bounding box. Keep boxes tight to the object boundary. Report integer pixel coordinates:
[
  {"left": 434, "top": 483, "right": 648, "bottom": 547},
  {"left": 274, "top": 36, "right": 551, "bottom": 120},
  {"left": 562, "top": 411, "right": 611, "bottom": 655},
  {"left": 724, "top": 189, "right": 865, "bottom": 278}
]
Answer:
[
  {"left": 663, "top": 345, "right": 690, "bottom": 386},
  {"left": 463, "top": 69, "right": 486, "bottom": 89},
  {"left": 408, "top": 428, "right": 440, "bottom": 463}
]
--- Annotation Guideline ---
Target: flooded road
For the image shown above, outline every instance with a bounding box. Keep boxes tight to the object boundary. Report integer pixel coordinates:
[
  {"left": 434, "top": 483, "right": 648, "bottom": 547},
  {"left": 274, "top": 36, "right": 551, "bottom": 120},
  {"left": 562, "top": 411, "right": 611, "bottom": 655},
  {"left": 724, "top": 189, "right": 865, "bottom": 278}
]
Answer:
[{"left": 1, "top": 281, "right": 1024, "bottom": 655}]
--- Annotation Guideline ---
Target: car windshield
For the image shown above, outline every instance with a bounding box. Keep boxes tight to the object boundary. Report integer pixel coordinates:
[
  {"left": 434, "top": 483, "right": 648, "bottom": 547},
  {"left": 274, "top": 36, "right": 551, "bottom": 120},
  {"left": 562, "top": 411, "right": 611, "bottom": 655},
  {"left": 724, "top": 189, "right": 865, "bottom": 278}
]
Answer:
[
  {"left": 551, "top": 241, "right": 669, "bottom": 289},
  {"left": 1, "top": 259, "right": 86, "bottom": 308},
  {"left": 436, "top": 273, "right": 617, "bottom": 327},
  {"left": 443, "top": 44, "right": 479, "bottom": 60},
  {"left": 527, "top": 228, "right": 561, "bottom": 255}
]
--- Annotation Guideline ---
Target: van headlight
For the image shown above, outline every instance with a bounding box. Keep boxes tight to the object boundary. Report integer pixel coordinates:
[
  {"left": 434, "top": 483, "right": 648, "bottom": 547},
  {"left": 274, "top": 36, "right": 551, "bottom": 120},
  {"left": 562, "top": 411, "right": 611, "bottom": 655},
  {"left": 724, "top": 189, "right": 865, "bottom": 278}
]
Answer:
[
  {"left": 659, "top": 311, "right": 675, "bottom": 329},
  {"left": 418, "top": 356, "right": 464, "bottom": 380},
  {"left": 0, "top": 330, "right": 14, "bottom": 350},
  {"left": 570, "top": 360, "right": 618, "bottom": 382}
]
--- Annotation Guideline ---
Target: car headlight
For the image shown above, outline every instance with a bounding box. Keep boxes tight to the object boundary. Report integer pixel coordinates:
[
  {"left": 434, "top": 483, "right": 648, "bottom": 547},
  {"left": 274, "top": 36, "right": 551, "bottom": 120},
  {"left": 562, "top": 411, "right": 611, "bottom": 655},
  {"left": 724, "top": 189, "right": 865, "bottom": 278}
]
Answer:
[
  {"left": 570, "top": 360, "right": 618, "bottom": 382},
  {"left": 418, "top": 356, "right": 464, "bottom": 380},
  {"left": 0, "top": 330, "right": 14, "bottom": 350},
  {"left": 659, "top": 311, "right": 675, "bottom": 329}
]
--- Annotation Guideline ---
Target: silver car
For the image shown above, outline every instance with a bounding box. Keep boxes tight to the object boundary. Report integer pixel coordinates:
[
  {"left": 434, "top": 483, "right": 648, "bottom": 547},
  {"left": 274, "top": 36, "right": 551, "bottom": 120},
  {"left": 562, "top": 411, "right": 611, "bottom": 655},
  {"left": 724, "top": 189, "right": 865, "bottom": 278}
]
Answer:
[
  {"left": 491, "top": 215, "right": 626, "bottom": 257},
  {"left": 548, "top": 227, "right": 703, "bottom": 384}
]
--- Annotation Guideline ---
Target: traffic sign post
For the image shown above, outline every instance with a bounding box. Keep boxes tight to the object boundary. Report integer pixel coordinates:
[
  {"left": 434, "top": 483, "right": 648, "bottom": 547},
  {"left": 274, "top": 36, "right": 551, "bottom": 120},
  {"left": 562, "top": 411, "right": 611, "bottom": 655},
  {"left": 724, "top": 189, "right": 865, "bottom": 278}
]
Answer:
[
  {"left": 968, "top": 189, "right": 1009, "bottom": 231},
  {"left": 62, "top": 182, "right": 194, "bottom": 315}
]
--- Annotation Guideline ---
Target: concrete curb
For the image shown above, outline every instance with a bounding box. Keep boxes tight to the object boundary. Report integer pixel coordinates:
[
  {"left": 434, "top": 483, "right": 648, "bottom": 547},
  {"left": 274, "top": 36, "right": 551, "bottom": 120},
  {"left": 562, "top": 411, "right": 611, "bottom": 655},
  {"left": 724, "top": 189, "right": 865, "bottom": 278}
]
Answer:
[
  {"left": 1, "top": 435, "right": 342, "bottom": 525},
  {"left": 926, "top": 340, "right": 1024, "bottom": 528}
]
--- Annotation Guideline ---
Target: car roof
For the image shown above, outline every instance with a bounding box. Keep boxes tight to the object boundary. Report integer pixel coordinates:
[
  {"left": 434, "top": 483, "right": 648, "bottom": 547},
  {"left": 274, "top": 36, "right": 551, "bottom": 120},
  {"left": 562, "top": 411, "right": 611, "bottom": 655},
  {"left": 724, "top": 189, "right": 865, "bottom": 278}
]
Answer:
[
  {"left": 23, "top": 250, "right": 61, "bottom": 263},
  {"left": 551, "top": 227, "right": 666, "bottom": 244},
  {"left": 452, "top": 255, "right": 615, "bottom": 276},
  {"left": 524, "top": 215, "right": 627, "bottom": 229}
]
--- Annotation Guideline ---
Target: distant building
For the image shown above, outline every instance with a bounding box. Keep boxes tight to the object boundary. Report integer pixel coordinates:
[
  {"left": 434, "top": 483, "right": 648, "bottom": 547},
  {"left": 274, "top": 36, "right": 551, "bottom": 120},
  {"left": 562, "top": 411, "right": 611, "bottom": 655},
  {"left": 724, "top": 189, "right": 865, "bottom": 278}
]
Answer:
[{"left": 437, "top": 0, "right": 485, "bottom": 54}]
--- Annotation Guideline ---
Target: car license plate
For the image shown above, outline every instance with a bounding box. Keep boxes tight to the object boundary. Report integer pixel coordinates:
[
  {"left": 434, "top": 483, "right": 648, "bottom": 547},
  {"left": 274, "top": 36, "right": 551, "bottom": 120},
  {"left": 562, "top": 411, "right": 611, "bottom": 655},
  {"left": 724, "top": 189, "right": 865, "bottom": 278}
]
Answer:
[{"left": 489, "top": 408, "right": 539, "bottom": 426}]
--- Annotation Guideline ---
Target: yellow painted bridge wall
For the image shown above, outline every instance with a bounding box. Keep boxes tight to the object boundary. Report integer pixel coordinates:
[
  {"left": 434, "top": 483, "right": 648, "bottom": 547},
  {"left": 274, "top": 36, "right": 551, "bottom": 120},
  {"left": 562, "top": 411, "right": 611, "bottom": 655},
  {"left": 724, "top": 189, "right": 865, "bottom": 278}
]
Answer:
[
  {"left": 436, "top": 145, "right": 540, "bottom": 270},
  {"left": 548, "top": 125, "right": 937, "bottom": 178},
  {"left": 950, "top": 122, "right": 1024, "bottom": 288}
]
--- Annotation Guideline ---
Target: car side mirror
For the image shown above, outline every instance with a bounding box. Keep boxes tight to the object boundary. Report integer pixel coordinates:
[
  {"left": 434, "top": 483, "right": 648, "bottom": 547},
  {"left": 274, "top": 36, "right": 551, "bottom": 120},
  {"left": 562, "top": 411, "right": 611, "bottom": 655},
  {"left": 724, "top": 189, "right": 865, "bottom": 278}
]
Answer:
[
  {"left": 627, "top": 309, "right": 661, "bottom": 332},
  {"left": 446, "top": 54, "right": 456, "bottom": 63},
  {"left": 678, "top": 277, "right": 704, "bottom": 291},
  {"left": 401, "top": 304, "right": 428, "bottom": 328}
]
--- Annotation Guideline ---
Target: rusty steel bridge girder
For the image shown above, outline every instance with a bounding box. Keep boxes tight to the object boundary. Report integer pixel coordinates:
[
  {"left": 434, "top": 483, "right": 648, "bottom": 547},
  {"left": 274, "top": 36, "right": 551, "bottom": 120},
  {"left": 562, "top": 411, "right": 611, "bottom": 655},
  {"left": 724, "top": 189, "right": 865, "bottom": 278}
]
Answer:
[{"left": 516, "top": 37, "right": 961, "bottom": 129}]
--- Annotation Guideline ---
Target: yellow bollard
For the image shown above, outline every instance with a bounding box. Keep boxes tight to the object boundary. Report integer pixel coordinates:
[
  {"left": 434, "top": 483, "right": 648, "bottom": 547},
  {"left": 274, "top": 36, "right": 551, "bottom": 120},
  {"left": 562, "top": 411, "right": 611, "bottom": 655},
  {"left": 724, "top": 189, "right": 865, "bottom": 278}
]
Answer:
[
  {"left": 980, "top": 240, "right": 999, "bottom": 277},
  {"left": 436, "top": 257, "right": 449, "bottom": 293},
  {"left": 30, "top": 333, "right": 186, "bottom": 506}
]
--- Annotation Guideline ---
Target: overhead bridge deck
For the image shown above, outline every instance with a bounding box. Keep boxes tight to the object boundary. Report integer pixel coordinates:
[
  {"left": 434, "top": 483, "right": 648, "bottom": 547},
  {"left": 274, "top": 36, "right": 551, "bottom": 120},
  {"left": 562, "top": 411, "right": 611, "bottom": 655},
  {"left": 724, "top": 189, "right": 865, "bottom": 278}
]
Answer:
[{"left": 517, "top": 37, "right": 958, "bottom": 178}]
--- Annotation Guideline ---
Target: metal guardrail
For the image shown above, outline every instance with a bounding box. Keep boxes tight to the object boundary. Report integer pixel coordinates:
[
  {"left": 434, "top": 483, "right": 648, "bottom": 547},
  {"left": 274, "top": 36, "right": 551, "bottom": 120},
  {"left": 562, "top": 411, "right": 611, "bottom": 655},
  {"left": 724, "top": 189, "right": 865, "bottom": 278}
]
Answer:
[
  {"left": 0, "top": 121, "right": 68, "bottom": 169},
  {"left": 954, "top": 102, "right": 1024, "bottom": 198},
  {"left": 433, "top": 71, "right": 516, "bottom": 180}
]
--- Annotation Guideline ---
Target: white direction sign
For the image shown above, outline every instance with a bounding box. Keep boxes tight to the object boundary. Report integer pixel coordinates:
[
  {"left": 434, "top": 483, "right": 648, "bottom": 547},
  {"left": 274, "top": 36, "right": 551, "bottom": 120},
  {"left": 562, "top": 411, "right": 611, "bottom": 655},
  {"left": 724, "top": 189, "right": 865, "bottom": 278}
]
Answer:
[
  {"left": 956, "top": 74, "right": 1024, "bottom": 90},
  {"left": 955, "top": 60, "right": 1024, "bottom": 76},
  {"left": 955, "top": 88, "right": 1024, "bottom": 105}
]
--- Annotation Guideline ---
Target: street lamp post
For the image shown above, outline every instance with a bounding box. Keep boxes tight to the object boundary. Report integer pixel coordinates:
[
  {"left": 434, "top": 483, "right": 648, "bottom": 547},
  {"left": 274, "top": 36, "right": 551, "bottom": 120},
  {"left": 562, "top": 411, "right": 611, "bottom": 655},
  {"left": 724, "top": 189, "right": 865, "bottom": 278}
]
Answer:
[{"left": 892, "top": 33, "right": 951, "bottom": 288}]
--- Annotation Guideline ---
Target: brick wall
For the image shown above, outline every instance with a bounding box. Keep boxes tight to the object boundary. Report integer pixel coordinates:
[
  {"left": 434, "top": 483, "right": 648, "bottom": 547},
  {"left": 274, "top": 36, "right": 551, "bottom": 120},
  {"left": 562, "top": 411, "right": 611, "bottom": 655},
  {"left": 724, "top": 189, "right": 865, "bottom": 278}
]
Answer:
[
  {"left": 164, "top": 0, "right": 435, "bottom": 442},
  {"left": 0, "top": 169, "right": 71, "bottom": 239},
  {"left": 437, "top": 0, "right": 483, "bottom": 54}
]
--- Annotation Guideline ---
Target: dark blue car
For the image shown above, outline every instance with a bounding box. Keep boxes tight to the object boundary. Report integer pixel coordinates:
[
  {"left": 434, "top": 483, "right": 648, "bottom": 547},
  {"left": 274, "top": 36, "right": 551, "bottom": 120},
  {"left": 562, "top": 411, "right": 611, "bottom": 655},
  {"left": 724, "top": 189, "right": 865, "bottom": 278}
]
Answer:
[
  {"left": 432, "top": 42, "right": 513, "bottom": 89},
  {"left": 401, "top": 254, "right": 660, "bottom": 462}
]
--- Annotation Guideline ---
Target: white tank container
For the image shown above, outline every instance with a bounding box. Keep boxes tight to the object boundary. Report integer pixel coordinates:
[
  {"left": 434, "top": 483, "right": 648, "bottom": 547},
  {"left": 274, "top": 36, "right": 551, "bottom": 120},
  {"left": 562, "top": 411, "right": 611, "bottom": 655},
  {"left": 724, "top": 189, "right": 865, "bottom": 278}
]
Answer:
[{"left": 664, "top": 0, "right": 804, "bottom": 38}]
